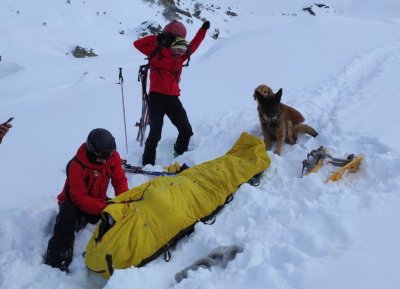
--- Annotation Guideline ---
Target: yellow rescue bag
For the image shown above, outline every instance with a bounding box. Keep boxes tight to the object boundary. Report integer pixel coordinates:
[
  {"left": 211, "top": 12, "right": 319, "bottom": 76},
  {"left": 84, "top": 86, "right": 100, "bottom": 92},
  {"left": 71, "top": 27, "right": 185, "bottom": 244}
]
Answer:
[{"left": 84, "top": 132, "right": 271, "bottom": 278}]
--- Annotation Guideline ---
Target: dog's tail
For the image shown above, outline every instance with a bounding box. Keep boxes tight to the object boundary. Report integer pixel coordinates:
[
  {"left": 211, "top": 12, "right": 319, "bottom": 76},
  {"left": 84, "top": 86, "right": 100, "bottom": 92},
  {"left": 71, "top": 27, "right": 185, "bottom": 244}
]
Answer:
[
  {"left": 289, "top": 123, "right": 318, "bottom": 145},
  {"left": 293, "top": 124, "right": 318, "bottom": 138}
]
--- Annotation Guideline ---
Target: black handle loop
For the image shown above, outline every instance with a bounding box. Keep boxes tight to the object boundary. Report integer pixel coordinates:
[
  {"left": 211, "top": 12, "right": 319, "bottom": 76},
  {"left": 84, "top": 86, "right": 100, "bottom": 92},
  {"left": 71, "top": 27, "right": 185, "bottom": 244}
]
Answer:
[
  {"left": 225, "top": 194, "right": 234, "bottom": 204},
  {"left": 202, "top": 215, "right": 216, "bottom": 225},
  {"left": 106, "top": 254, "right": 114, "bottom": 276},
  {"left": 248, "top": 176, "right": 260, "bottom": 186},
  {"left": 164, "top": 250, "right": 172, "bottom": 262}
]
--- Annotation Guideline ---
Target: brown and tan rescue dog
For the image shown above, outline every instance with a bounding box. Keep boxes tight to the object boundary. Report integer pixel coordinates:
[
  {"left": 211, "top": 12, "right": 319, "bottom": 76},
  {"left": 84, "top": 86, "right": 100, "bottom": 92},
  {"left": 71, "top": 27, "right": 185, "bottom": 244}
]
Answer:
[{"left": 254, "top": 84, "right": 318, "bottom": 155}]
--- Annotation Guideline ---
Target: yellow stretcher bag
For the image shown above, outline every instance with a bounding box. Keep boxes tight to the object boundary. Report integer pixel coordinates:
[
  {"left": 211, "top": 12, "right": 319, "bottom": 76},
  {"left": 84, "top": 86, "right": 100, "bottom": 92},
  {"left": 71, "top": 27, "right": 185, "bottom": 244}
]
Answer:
[{"left": 84, "top": 132, "right": 271, "bottom": 278}]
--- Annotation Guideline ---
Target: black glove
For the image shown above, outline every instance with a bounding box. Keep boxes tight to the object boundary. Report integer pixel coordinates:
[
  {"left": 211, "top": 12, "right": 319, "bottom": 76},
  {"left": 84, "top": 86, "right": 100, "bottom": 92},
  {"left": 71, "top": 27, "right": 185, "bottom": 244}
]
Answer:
[
  {"left": 157, "top": 33, "right": 176, "bottom": 47},
  {"left": 201, "top": 21, "right": 210, "bottom": 30}
]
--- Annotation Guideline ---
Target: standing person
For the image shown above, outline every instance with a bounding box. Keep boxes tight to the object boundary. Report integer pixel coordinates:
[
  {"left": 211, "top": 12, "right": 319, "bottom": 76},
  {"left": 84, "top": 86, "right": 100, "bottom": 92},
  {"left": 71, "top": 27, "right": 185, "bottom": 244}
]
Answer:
[
  {"left": 45, "top": 128, "right": 128, "bottom": 272},
  {"left": 134, "top": 20, "right": 210, "bottom": 166}
]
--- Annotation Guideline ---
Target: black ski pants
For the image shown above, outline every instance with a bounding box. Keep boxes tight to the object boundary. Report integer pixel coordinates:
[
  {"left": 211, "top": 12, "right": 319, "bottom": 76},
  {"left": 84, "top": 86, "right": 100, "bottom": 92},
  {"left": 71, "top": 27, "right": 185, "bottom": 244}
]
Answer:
[
  {"left": 142, "top": 92, "right": 193, "bottom": 166},
  {"left": 45, "top": 200, "right": 100, "bottom": 271}
]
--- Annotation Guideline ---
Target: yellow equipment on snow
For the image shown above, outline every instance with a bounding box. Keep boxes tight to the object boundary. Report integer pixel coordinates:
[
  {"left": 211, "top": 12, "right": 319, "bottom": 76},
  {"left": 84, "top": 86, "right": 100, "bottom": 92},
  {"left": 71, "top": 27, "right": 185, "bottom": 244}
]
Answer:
[
  {"left": 301, "top": 146, "right": 364, "bottom": 182},
  {"left": 163, "top": 162, "right": 181, "bottom": 173},
  {"left": 84, "top": 132, "right": 271, "bottom": 278}
]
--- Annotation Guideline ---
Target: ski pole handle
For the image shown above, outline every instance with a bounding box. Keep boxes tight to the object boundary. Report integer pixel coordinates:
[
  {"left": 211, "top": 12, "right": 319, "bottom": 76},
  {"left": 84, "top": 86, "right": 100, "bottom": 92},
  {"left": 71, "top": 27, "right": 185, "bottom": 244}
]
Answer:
[
  {"left": 118, "top": 67, "right": 123, "bottom": 84},
  {"left": 2, "top": 117, "right": 14, "bottom": 125}
]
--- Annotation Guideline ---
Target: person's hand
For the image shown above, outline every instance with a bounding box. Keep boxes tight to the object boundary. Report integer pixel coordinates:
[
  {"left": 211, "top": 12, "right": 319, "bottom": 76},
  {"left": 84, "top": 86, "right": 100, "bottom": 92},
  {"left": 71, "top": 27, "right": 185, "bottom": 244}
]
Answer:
[
  {"left": 157, "top": 33, "right": 176, "bottom": 47},
  {"left": 0, "top": 123, "right": 12, "bottom": 144},
  {"left": 201, "top": 21, "right": 210, "bottom": 30}
]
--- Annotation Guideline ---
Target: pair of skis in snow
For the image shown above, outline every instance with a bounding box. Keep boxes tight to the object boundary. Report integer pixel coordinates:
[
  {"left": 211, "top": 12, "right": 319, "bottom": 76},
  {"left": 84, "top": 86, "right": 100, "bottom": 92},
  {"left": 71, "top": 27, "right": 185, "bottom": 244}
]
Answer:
[
  {"left": 118, "top": 66, "right": 150, "bottom": 151},
  {"left": 301, "top": 146, "right": 364, "bottom": 182}
]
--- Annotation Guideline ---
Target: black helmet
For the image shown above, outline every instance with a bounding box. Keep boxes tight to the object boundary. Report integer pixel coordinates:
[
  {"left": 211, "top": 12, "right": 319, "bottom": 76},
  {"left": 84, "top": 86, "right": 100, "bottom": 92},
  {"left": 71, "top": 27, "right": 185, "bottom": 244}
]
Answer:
[{"left": 86, "top": 128, "right": 116, "bottom": 159}]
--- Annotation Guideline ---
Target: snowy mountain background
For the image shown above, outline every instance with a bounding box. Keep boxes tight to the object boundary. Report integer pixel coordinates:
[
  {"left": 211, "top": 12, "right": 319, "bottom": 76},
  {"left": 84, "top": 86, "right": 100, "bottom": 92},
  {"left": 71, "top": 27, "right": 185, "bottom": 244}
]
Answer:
[{"left": 1, "top": 0, "right": 400, "bottom": 288}]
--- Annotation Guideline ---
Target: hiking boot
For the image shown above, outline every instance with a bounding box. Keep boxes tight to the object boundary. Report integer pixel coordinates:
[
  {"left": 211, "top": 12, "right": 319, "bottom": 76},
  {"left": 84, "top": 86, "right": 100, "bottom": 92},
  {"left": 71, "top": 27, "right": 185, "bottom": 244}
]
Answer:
[
  {"left": 142, "top": 148, "right": 156, "bottom": 166},
  {"left": 45, "top": 247, "right": 73, "bottom": 272},
  {"left": 59, "top": 261, "right": 71, "bottom": 273}
]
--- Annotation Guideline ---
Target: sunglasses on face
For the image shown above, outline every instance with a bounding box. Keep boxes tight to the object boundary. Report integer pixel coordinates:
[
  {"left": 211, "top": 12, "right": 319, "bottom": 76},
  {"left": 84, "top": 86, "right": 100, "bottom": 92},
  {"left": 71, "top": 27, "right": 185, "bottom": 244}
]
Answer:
[{"left": 96, "top": 149, "right": 115, "bottom": 160}]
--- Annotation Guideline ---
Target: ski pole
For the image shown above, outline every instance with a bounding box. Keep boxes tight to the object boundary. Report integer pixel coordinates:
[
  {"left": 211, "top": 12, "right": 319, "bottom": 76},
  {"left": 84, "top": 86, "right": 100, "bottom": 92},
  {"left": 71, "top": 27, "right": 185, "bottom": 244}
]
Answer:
[{"left": 118, "top": 67, "right": 129, "bottom": 154}]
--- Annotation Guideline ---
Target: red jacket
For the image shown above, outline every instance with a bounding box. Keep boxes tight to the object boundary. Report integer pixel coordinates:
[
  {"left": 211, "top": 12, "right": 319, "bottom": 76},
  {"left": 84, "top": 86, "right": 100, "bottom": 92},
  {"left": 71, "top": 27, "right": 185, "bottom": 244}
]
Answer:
[
  {"left": 133, "top": 27, "right": 207, "bottom": 96},
  {"left": 57, "top": 144, "right": 129, "bottom": 215}
]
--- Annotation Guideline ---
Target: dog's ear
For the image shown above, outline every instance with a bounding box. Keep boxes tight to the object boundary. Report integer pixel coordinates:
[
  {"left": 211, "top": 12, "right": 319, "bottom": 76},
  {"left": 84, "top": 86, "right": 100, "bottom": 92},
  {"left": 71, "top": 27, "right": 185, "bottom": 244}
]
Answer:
[{"left": 275, "top": 88, "right": 282, "bottom": 103}]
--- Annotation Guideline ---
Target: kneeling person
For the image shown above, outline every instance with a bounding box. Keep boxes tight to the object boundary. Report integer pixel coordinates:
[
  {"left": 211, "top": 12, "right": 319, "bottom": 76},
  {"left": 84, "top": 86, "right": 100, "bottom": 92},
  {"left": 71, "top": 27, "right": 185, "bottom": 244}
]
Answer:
[{"left": 45, "top": 128, "right": 128, "bottom": 272}]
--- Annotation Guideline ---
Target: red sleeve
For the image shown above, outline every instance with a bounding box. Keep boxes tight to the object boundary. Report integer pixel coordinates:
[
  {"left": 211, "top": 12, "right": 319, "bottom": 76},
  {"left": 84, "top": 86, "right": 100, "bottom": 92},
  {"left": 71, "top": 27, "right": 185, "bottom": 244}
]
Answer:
[
  {"left": 67, "top": 161, "right": 107, "bottom": 215},
  {"left": 133, "top": 35, "right": 158, "bottom": 57},
  {"left": 110, "top": 151, "right": 129, "bottom": 196},
  {"left": 187, "top": 28, "right": 207, "bottom": 56}
]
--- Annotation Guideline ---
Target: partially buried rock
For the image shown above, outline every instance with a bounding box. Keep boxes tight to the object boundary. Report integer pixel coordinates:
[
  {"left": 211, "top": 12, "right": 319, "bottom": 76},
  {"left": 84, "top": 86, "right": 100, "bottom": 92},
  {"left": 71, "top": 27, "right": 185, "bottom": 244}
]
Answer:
[{"left": 72, "top": 46, "right": 98, "bottom": 58}]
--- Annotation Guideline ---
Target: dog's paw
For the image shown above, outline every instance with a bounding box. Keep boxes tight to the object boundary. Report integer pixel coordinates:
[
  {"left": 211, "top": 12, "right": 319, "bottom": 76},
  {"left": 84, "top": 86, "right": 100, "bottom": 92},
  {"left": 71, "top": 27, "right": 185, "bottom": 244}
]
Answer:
[
  {"left": 289, "top": 136, "right": 297, "bottom": 145},
  {"left": 273, "top": 149, "right": 281, "bottom": 155},
  {"left": 263, "top": 141, "right": 271, "bottom": 151}
]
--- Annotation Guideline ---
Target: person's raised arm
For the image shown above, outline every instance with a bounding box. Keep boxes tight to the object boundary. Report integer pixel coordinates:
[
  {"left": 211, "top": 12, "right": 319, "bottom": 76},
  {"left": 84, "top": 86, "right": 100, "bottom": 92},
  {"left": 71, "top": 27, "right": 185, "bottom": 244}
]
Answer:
[{"left": 188, "top": 21, "right": 210, "bottom": 55}]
